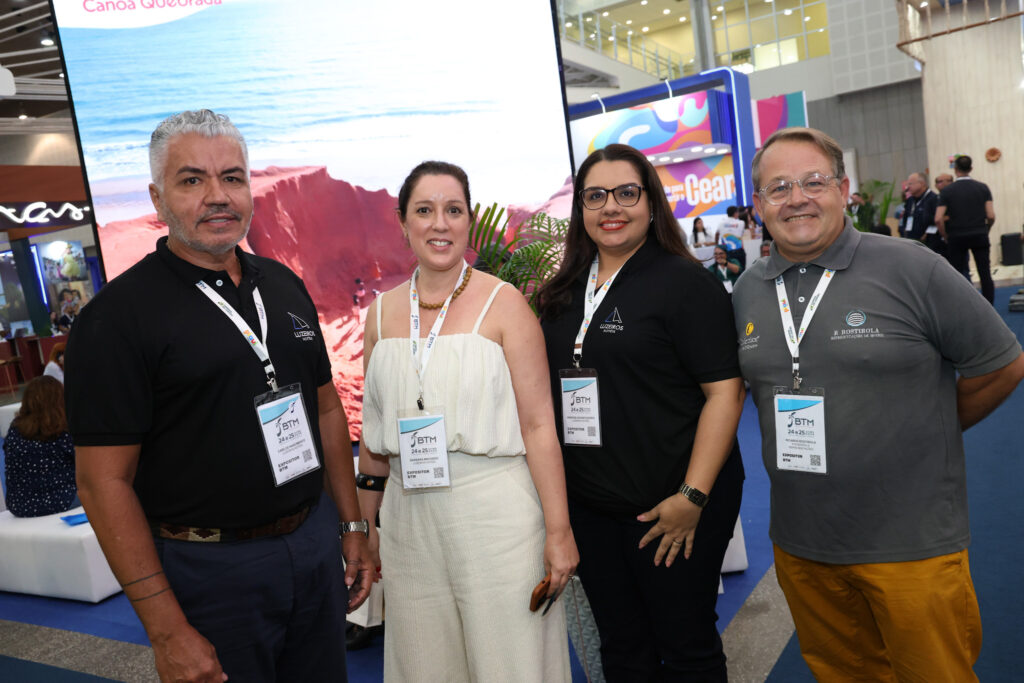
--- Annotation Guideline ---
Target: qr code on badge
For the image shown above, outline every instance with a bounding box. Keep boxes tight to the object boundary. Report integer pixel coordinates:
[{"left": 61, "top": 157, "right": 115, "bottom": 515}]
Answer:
[
  {"left": 433, "top": 467, "right": 444, "bottom": 478},
  {"left": 809, "top": 454, "right": 822, "bottom": 467},
  {"left": 302, "top": 449, "right": 313, "bottom": 463},
  {"left": 587, "top": 427, "right": 596, "bottom": 437}
]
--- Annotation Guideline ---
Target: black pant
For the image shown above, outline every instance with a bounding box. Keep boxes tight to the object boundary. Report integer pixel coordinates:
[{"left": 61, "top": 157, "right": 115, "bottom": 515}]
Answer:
[
  {"left": 154, "top": 494, "right": 349, "bottom": 682},
  {"left": 569, "top": 464, "right": 742, "bottom": 682},
  {"left": 946, "top": 233, "right": 993, "bottom": 304}
]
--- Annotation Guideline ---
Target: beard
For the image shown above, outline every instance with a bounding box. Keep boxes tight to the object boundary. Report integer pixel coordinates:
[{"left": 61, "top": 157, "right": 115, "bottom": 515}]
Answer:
[{"left": 163, "top": 204, "right": 250, "bottom": 256}]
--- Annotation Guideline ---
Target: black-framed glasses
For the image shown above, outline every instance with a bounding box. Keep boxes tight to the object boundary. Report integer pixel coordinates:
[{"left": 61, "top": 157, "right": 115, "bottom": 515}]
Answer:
[
  {"left": 579, "top": 183, "right": 646, "bottom": 210},
  {"left": 758, "top": 173, "right": 839, "bottom": 206}
]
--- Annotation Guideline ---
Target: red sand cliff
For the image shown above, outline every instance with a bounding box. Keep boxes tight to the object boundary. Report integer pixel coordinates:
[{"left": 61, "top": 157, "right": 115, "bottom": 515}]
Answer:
[{"left": 98, "top": 166, "right": 413, "bottom": 439}]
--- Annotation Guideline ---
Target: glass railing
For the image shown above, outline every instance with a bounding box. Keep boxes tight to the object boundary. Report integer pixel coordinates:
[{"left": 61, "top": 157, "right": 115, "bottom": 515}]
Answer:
[{"left": 557, "top": 5, "right": 698, "bottom": 81}]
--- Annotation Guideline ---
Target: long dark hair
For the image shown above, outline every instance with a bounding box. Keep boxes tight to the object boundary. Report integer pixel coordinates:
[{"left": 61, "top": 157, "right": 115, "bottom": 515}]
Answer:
[
  {"left": 11, "top": 376, "right": 67, "bottom": 441},
  {"left": 691, "top": 216, "right": 706, "bottom": 244},
  {"left": 537, "top": 144, "right": 692, "bottom": 319}
]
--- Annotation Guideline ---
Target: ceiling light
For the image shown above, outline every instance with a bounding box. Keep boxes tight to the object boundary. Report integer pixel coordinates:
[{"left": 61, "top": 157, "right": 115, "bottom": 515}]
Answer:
[
  {"left": 784, "top": 9, "right": 792, "bottom": 15},
  {"left": 672, "top": 157, "right": 684, "bottom": 163},
  {"left": 628, "top": 30, "right": 634, "bottom": 35},
  {"left": 804, "top": 16, "right": 811, "bottom": 21},
  {"left": 18, "top": 113, "right": 27, "bottom": 120},
  {"left": 680, "top": 17, "right": 687, "bottom": 22},
  {"left": 712, "top": 15, "right": 718, "bottom": 20},
  {"left": 659, "top": 156, "right": 670, "bottom": 162},
  {"left": 690, "top": 146, "right": 704, "bottom": 152},
  {"left": 642, "top": 26, "right": 649, "bottom": 32},
  {"left": 818, "top": 28, "right": 824, "bottom": 32},
  {"left": 59, "top": 73, "right": 64, "bottom": 78},
  {"left": 589, "top": 33, "right": 595, "bottom": 38},
  {"left": 626, "top": 20, "right": 632, "bottom": 25},
  {"left": 586, "top": 16, "right": 592, "bottom": 22},
  {"left": 602, "top": 11, "right": 609, "bottom": 16},
  {"left": 717, "top": 5, "right": 724, "bottom": 10},
  {"left": 704, "top": 146, "right": 717, "bottom": 153},
  {"left": 919, "top": 1, "right": 928, "bottom": 6},
  {"left": 591, "top": 93, "right": 601, "bottom": 99},
  {"left": 608, "top": 36, "right": 615, "bottom": 41},
  {"left": 565, "top": 21, "right": 572, "bottom": 27},
  {"left": 663, "top": 9, "right": 671, "bottom": 15},
  {"left": 640, "top": 0, "right": 648, "bottom": 5},
  {"left": 40, "top": 30, "right": 55, "bottom": 47}
]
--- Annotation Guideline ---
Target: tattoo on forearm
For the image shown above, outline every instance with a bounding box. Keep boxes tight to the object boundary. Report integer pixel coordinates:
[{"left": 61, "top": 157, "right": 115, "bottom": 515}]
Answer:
[
  {"left": 121, "top": 570, "right": 164, "bottom": 588},
  {"left": 130, "top": 587, "right": 171, "bottom": 602}
]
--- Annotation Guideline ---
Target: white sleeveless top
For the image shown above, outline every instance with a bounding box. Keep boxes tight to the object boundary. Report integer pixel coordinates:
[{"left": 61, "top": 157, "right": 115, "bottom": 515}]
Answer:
[{"left": 362, "top": 281, "right": 526, "bottom": 458}]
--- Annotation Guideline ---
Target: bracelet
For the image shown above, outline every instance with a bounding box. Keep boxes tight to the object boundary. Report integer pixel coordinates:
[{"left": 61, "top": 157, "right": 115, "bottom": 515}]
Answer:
[{"left": 356, "top": 472, "right": 387, "bottom": 492}]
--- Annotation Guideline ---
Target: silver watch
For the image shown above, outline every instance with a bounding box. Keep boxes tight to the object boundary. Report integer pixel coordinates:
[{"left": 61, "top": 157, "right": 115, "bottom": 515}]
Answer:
[
  {"left": 340, "top": 519, "right": 369, "bottom": 537},
  {"left": 678, "top": 484, "right": 709, "bottom": 508}
]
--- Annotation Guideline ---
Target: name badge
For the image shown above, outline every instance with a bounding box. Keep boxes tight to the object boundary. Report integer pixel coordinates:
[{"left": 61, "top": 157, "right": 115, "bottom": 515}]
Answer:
[
  {"left": 773, "top": 388, "right": 827, "bottom": 474},
  {"left": 255, "top": 384, "right": 320, "bottom": 487},
  {"left": 559, "top": 368, "right": 601, "bottom": 447},
  {"left": 397, "top": 408, "right": 450, "bottom": 489}
]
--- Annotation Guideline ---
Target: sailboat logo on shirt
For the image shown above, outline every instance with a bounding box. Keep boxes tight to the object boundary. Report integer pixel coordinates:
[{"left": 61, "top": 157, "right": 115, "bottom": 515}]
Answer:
[
  {"left": 600, "top": 307, "right": 624, "bottom": 333},
  {"left": 288, "top": 312, "right": 317, "bottom": 341}
]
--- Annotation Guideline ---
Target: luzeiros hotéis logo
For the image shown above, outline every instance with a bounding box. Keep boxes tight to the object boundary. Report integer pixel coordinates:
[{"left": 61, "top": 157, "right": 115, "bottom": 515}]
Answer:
[{"left": 288, "top": 312, "right": 316, "bottom": 340}]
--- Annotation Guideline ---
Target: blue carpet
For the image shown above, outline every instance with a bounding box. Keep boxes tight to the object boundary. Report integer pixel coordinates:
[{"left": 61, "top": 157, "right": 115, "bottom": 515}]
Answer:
[
  {"left": 767, "top": 285, "right": 1024, "bottom": 681},
  {"left": 0, "top": 655, "right": 115, "bottom": 681}
]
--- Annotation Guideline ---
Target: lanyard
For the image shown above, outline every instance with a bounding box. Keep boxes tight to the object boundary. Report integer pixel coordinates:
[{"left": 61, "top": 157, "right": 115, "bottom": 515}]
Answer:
[
  {"left": 572, "top": 257, "right": 622, "bottom": 368},
  {"left": 195, "top": 280, "right": 277, "bottom": 392},
  {"left": 409, "top": 260, "right": 468, "bottom": 410},
  {"left": 774, "top": 268, "right": 835, "bottom": 391}
]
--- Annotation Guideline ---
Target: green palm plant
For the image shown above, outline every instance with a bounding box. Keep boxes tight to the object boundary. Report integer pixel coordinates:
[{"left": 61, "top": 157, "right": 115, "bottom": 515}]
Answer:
[{"left": 469, "top": 203, "right": 568, "bottom": 313}]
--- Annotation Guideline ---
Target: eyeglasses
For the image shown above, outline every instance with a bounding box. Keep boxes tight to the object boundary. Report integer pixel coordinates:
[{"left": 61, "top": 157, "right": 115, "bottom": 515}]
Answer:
[
  {"left": 579, "top": 183, "right": 645, "bottom": 210},
  {"left": 758, "top": 173, "right": 839, "bottom": 206}
]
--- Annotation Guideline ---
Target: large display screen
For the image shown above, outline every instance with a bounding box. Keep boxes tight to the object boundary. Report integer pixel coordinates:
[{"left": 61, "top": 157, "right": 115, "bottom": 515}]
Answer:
[{"left": 52, "top": 0, "right": 573, "bottom": 437}]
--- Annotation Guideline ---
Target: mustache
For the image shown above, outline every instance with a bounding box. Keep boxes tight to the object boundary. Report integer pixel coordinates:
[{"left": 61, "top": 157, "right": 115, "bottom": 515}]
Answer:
[{"left": 198, "top": 207, "right": 243, "bottom": 223}]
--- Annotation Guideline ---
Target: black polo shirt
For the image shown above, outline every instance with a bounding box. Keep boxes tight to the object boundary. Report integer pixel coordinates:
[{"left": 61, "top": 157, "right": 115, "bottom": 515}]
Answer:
[
  {"left": 541, "top": 238, "right": 743, "bottom": 517},
  {"left": 938, "top": 176, "right": 992, "bottom": 237},
  {"left": 66, "top": 238, "right": 332, "bottom": 528}
]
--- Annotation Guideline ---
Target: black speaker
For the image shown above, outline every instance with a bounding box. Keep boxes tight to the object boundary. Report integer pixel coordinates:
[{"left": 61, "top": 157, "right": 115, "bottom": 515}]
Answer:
[{"left": 1001, "top": 233, "right": 1023, "bottom": 266}]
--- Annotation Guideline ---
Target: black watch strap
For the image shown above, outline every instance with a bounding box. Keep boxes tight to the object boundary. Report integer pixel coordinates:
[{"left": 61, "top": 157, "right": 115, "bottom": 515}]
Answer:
[{"left": 678, "top": 483, "right": 709, "bottom": 508}]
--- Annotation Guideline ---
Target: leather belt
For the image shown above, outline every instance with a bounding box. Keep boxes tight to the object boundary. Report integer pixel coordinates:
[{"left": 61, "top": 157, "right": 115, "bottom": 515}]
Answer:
[{"left": 150, "top": 505, "right": 311, "bottom": 543}]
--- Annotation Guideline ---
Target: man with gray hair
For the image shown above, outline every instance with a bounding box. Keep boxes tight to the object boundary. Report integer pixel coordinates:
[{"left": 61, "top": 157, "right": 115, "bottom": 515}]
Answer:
[
  {"left": 733, "top": 127, "right": 1024, "bottom": 681},
  {"left": 66, "top": 110, "right": 371, "bottom": 682},
  {"left": 899, "top": 171, "right": 944, "bottom": 256}
]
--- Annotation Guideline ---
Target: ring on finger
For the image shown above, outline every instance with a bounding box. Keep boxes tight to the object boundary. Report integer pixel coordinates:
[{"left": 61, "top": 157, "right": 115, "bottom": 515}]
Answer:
[{"left": 671, "top": 539, "right": 684, "bottom": 545}]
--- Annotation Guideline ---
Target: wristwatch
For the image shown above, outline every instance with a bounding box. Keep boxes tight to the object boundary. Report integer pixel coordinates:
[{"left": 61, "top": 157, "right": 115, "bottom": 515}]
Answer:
[
  {"left": 340, "top": 519, "right": 370, "bottom": 537},
  {"left": 678, "top": 484, "right": 709, "bottom": 508}
]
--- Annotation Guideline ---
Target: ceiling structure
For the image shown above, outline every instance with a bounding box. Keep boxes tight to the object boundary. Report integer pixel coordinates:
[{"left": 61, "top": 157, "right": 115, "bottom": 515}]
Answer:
[{"left": 0, "top": 0, "right": 72, "bottom": 135}]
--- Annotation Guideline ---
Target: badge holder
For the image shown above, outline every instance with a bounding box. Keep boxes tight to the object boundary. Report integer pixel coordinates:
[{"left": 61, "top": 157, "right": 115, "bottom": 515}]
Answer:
[
  {"left": 254, "top": 383, "right": 321, "bottom": 487},
  {"left": 772, "top": 386, "right": 827, "bottom": 475},
  {"left": 558, "top": 367, "right": 602, "bottom": 447},
  {"left": 396, "top": 406, "right": 451, "bottom": 490}
]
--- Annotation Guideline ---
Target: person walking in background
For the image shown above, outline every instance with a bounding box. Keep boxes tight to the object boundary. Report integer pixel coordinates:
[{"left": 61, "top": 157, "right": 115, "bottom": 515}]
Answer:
[
  {"left": 357, "top": 160, "right": 577, "bottom": 682},
  {"left": 900, "top": 171, "right": 945, "bottom": 256},
  {"left": 4, "top": 376, "right": 76, "bottom": 518},
  {"left": 734, "top": 127, "right": 1024, "bottom": 682},
  {"left": 935, "top": 155, "right": 997, "bottom": 304},
  {"left": 538, "top": 143, "right": 744, "bottom": 682}
]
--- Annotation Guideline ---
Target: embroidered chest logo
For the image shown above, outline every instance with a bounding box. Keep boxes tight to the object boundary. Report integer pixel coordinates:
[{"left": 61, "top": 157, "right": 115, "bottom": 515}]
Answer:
[
  {"left": 600, "top": 307, "right": 624, "bottom": 333},
  {"left": 739, "top": 320, "right": 759, "bottom": 351},
  {"left": 830, "top": 309, "right": 883, "bottom": 341},
  {"left": 288, "top": 312, "right": 317, "bottom": 341}
]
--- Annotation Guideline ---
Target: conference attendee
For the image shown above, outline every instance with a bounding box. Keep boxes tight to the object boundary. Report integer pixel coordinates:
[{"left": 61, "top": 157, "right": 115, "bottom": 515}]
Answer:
[
  {"left": 708, "top": 245, "right": 742, "bottom": 293},
  {"left": 935, "top": 172, "right": 953, "bottom": 192},
  {"left": 733, "top": 127, "right": 1024, "bottom": 682},
  {"left": 900, "top": 171, "right": 944, "bottom": 256},
  {"left": 43, "top": 342, "right": 65, "bottom": 383},
  {"left": 935, "top": 155, "right": 997, "bottom": 304},
  {"left": 357, "top": 161, "right": 577, "bottom": 682},
  {"left": 716, "top": 205, "right": 747, "bottom": 268},
  {"left": 538, "top": 143, "right": 744, "bottom": 681},
  {"left": 65, "top": 109, "right": 371, "bottom": 682},
  {"left": 3, "top": 376, "right": 76, "bottom": 518},
  {"left": 691, "top": 216, "right": 715, "bottom": 247}
]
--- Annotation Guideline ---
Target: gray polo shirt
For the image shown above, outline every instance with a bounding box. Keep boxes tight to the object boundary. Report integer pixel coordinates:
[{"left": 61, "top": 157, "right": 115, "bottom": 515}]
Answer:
[{"left": 733, "top": 219, "right": 1021, "bottom": 564}]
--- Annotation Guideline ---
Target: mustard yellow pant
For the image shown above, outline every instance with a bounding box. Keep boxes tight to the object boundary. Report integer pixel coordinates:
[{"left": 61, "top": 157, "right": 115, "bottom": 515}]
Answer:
[{"left": 774, "top": 545, "right": 981, "bottom": 683}]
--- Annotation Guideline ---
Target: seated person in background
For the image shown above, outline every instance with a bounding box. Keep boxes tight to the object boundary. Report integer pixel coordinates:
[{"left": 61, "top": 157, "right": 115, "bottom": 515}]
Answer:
[
  {"left": 691, "top": 216, "right": 715, "bottom": 247},
  {"left": 43, "top": 343, "right": 66, "bottom": 384},
  {"left": 57, "top": 302, "right": 77, "bottom": 334},
  {"left": 3, "top": 376, "right": 77, "bottom": 517},
  {"left": 707, "top": 245, "right": 743, "bottom": 293}
]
